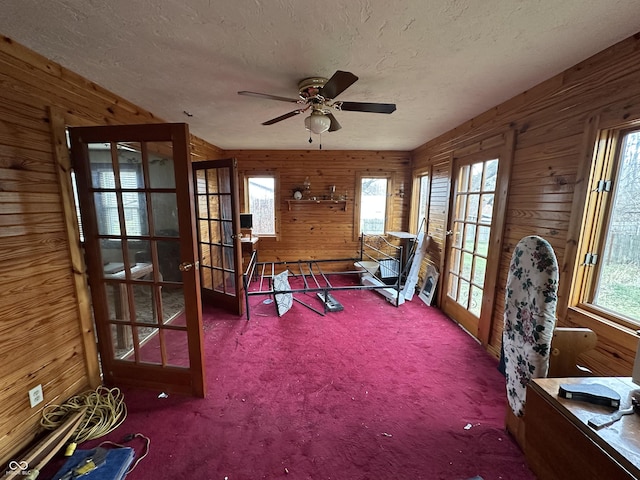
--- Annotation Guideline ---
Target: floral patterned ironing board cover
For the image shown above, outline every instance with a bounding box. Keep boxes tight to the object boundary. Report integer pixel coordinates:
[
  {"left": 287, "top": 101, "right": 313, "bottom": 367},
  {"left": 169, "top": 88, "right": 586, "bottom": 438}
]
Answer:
[{"left": 503, "top": 235, "right": 559, "bottom": 416}]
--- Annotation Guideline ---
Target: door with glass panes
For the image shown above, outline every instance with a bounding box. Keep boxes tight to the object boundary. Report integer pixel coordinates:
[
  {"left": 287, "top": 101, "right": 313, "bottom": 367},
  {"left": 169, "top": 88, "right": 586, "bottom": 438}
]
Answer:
[
  {"left": 193, "top": 159, "right": 243, "bottom": 315},
  {"left": 69, "top": 123, "right": 205, "bottom": 397},
  {"left": 442, "top": 156, "right": 501, "bottom": 339}
]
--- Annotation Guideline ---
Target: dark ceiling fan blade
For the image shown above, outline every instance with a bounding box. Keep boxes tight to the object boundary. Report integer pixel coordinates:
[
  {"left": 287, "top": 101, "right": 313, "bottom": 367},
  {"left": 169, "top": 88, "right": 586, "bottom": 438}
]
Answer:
[
  {"left": 320, "top": 71, "right": 358, "bottom": 99},
  {"left": 262, "top": 109, "right": 305, "bottom": 125},
  {"left": 338, "top": 102, "right": 396, "bottom": 114},
  {"left": 327, "top": 113, "right": 341, "bottom": 132},
  {"left": 238, "top": 91, "right": 301, "bottom": 103}
]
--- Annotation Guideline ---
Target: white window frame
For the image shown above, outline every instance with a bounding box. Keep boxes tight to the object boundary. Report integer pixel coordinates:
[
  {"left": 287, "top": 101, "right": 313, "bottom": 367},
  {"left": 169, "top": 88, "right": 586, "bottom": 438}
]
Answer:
[
  {"left": 354, "top": 172, "right": 393, "bottom": 240},
  {"left": 244, "top": 173, "right": 279, "bottom": 238}
]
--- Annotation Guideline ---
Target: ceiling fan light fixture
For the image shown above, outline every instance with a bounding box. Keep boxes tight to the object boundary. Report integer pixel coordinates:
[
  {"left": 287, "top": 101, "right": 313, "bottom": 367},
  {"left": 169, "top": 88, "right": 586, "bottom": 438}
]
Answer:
[{"left": 304, "top": 111, "right": 331, "bottom": 134}]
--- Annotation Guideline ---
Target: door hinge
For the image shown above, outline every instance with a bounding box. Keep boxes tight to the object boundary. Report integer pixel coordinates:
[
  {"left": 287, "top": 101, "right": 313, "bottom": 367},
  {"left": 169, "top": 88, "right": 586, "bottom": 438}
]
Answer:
[
  {"left": 595, "top": 179, "right": 612, "bottom": 192},
  {"left": 584, "top": 253, "right": 599, "bottom": 266}
]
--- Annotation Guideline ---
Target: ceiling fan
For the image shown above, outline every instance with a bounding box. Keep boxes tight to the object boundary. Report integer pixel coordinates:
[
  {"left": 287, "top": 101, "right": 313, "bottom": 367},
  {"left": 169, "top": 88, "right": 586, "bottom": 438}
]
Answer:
[{"left": 238, "top": 70, "right": 396, "bottom": 135}]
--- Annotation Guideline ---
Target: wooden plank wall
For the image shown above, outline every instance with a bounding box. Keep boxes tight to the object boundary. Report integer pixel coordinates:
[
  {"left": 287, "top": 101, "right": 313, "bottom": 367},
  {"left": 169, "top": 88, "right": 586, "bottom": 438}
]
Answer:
[
  {"left": 412, "top": 33, "right": 640, "bottom": 372},
  {"left": 227, "top": 150, "right": 411, "bottom": 268},
  {"left": 0, "top": 35, "right": 223, "bottom": 463}
]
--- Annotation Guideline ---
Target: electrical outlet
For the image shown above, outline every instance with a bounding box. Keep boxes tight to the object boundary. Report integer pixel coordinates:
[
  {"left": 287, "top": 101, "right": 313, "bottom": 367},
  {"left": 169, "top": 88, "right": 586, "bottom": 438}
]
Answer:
[{"left": 28, "top": 384, "right": 43, "bottom": 408}]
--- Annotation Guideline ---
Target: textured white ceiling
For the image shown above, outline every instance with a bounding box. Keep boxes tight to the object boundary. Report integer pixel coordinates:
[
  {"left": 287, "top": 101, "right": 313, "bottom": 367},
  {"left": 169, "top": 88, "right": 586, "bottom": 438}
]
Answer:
[{"left": 1, "top": 0, "right": 640, "bottom": 151}]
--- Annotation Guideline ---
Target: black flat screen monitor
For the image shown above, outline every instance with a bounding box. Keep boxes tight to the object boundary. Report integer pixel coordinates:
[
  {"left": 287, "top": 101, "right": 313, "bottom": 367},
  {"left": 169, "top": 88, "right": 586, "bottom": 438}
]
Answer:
[{"left": 240, "top": 213, "right": 253, "bottom": 229}]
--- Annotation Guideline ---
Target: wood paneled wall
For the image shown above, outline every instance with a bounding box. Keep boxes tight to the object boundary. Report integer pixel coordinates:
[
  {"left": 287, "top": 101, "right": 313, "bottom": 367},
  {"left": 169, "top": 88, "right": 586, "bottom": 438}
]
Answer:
[
  {"left": 227, "top": 150, "right": 411, "bottom": 268},
  {"left": 0, "top": 35, "right": 223, "bottom": 463},
  {"left": 412, "top": 33, "right": 640, "bottom": 373}
]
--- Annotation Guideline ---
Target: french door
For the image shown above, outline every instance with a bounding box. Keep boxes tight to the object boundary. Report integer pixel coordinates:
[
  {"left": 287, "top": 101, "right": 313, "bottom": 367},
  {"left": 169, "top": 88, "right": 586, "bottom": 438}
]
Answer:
[
  {"left": 193, "top": 159, "right": 243, "bottom": 315},
  {"left": 69, "top": 123, "right": 205, "bottom": 397},
  {"left": 442, "top": 155, "right": 503, "bottom": 340}
]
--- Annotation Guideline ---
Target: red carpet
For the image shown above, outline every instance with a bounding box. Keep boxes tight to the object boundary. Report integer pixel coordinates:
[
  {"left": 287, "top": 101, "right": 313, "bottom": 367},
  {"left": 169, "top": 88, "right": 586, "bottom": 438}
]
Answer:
[{"left": 57, "top": 279, "right": 535, "bottom": 479}]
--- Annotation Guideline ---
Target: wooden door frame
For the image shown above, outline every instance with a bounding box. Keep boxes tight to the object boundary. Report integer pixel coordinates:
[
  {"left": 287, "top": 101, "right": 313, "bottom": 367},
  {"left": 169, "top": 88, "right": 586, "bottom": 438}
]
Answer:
[
  {"left": 48, "top": 106, "right": 101, "bottom": 388},
  {"left": 436, "top": 153, "right": 455, "bottom": 308},
  {"left": 442, "top": 130, "right": 515, "bottom": 345}
]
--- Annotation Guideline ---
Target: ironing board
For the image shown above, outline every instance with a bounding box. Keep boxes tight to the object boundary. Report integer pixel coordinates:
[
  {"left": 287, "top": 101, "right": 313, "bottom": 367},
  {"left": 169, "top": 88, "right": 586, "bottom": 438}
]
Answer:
[{"left": 503, "top": 235, "right": 559, "bottom": 417}]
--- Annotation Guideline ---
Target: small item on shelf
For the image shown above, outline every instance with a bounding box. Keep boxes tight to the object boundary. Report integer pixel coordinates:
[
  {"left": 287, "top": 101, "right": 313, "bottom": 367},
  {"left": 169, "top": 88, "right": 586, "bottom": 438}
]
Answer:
[
  {"left": 303, "top": 176, "right": 311, "bottom": 198},
  {"left": 293, "top": 190, "right": 303, "bottom": 200}
]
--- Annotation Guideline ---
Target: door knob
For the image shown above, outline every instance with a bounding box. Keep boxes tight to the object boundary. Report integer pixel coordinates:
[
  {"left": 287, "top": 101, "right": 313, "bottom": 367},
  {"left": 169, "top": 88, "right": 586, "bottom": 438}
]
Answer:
[{"left": 179, "top": 261, "right": 199, "bottom": 272}]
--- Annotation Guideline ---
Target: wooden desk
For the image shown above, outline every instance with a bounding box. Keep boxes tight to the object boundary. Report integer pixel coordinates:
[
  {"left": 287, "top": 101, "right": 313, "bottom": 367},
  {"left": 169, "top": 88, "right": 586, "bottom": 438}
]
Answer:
[
  {"left": 241, "top": 236, "right": 259, "bottom": 254},
  {"left": 386, "top": 231, "right": 416, "bottom": 269},
  {"left": 526, "top": 377, "right": 640, "bottom": 480},
  {"left": 241, "top": 236, "right": 259, "bottom": 264}
]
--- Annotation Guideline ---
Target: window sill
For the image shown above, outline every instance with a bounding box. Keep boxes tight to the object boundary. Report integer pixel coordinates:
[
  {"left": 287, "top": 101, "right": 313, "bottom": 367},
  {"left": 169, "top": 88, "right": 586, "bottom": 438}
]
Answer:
[
  {"left": 566, "top": 305, "right": 639, "bottom": 350},
  {"left": 253, "top": 234, "right": 279, "bottom": 241}
]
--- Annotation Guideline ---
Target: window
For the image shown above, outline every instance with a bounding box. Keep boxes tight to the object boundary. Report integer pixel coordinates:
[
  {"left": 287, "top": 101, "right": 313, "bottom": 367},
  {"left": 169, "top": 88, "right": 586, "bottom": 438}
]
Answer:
[
  {"left": 246, "top": 176, "right": 276, "bottom": 235},
  {"left": 68, "top": 136, "right": 146, "bottom": 241},
  {"left": 71, "top": 171, "right": 84, "bottom": 241},
  {"left": 409, "top": 170, "right": 430, "bottom": 235},
  {"left": 578, "top": 128, "right": 640, "bottom": 325},
  {"left": 94, "top": 166, "right": 144, "bottom": 236},
  {"left": 416, "top": 174, "right": 429, "bottom": 233},
  {"left": 355, "top": 173, "right": 394, "bottom": 240},
  {"left": 358, "top": 176, "right": 390, "bottom": 235}
]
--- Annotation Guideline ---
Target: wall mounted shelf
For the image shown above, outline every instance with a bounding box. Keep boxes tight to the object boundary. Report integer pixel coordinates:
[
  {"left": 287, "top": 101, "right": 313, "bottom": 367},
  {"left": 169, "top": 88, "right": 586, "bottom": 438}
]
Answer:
[{"left": 286, "top": 199, "right": 347, "bottom": 211}]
